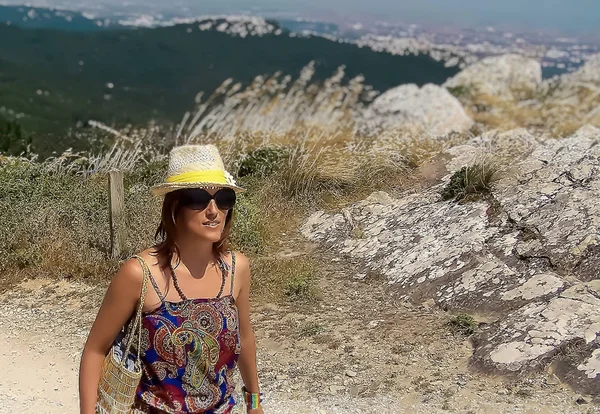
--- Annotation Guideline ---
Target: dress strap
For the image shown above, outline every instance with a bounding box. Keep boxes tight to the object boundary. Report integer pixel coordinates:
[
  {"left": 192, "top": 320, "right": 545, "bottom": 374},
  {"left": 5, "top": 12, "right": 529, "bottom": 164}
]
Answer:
[
  {"left": 229, "top": 252, "right": 236, "bottom": 296},
  {"left": 132, "top": 255, "right": 165, "bottom": 303}
]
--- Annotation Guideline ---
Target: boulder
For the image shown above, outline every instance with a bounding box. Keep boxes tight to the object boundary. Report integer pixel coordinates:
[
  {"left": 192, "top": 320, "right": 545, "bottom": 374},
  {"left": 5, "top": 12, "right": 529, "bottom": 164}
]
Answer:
[
  {"left": 301, "top": 125, "right": 600, "bottom": 397},
  {"left": 359, "top": 83, "right": 474, "bottom": 137},
  {"left": 541, "top": 54, "right": 600, "bottom": 129},
  {"left": 443, "top": 54, "right": 542, "bottom": 100}
]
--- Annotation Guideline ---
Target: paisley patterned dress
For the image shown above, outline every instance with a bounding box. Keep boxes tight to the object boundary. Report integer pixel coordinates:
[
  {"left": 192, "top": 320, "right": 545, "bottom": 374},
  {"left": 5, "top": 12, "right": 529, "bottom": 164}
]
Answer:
[{"left": 132, "top": 253, "right": 241, "bottom": 414}]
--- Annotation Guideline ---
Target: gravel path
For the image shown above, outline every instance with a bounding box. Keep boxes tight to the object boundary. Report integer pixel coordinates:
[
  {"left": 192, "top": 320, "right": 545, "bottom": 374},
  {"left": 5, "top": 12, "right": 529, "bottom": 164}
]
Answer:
[{"left": 1, "top": 275, "right": 599, "bottom": 414}]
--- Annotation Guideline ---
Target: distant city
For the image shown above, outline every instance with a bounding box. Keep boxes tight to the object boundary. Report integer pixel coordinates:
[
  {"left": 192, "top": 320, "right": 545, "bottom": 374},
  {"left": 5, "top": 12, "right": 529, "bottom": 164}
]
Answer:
[{"left": 1, "top": 0, "right": 599, "bottom": 76}]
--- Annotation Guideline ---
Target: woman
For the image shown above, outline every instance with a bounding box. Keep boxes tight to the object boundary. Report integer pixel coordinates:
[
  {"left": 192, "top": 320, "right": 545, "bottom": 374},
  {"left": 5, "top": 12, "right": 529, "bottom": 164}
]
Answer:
[{"left": 79, "top": 144, "right": 263, "bottom": 413}]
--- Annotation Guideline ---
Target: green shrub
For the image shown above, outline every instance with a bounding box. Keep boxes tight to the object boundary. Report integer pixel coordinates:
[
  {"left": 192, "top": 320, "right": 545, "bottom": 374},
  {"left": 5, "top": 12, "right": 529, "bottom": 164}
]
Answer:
[
  {"left": 0, "top": 159, "right": 108, "bottom": 288},
  {"left": 440, "top": 164, "right": 498, "bottom": 202},
  {"left": 230, "top": 192, "right": 266, "bottom": 254},
  {"left": 0, "top": 117, "right": 32, "bottom": 156},
  {"left": 124, "top": 158, "right": 169, "bottom": 188},
  {"left": 446, "top": 85, "right": 471, "bottom": 99},
  {"left": 284, "top": 275, "right": 312, "bottom": 300},
  {"left": 448, "top": 313, "right": 478, "bottom": 336},
  {"left": 237, "top": 146, "right": 289, "bottom": 178}
]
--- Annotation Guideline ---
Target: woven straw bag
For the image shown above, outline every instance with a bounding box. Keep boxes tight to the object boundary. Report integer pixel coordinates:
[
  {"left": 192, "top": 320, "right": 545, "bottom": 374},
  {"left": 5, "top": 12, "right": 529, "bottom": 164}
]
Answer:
[{"left": 96, "top": 255, "right": 149, "bottom": 414}]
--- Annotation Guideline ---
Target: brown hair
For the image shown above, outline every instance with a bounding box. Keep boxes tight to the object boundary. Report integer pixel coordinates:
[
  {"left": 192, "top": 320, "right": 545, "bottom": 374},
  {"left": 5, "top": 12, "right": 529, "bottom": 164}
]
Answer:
[{"left": 151, "top": 189, "right": 234, "bottom": 271}]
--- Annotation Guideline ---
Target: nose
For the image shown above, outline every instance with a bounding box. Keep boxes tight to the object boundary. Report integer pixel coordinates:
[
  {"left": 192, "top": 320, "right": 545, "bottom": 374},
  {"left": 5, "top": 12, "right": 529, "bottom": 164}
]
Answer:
[{"left": 205, "top": 199, "right": 219, "bottom": 217}]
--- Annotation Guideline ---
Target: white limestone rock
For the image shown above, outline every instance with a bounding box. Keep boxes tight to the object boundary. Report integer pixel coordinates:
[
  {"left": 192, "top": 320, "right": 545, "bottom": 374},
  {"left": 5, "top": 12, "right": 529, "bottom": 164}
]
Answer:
[
  {"left": 443, "top": 54, "right": 542, "bottom": 100},
  {"left": 301, "top": 126, "right": 600, "bottom": 396},
  {"left": 359, "top": 83, "right": 474, "bottom": 137}
]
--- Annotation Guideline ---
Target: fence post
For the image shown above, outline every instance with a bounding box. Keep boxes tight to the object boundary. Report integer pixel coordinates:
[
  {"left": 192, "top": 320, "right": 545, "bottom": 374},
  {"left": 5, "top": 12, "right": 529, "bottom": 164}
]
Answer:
[{"left": 109, "top": 170, "right": 126, "bottom": 259}]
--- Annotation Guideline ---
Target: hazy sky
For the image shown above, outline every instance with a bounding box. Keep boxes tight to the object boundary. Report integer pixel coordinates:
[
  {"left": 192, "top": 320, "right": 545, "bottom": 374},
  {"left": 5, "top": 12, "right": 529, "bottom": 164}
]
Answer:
[
  {"left": 9, "top": 0, "right": 600, "bottom": 34},
  {"left": 241, "top": 0, "right": 600, "bottom": 33}
]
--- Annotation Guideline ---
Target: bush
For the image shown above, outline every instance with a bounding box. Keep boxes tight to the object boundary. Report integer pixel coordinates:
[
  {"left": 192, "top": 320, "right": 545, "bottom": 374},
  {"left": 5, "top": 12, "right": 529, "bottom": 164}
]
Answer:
[
  {"left": 448, "top": 313, "right": 478, "bottom": 336},
  {"left": 446, "top": 85, "right": 471, "bottom": 99},
  {"left": 0, "top": 117, "right": 32, "bottom": 156},
  {"left": 0, "top": 158, "right": 120, "bottom": 290},
  {"left": 237, "top": 146, "right": 289, "bottom": 178},
  {"left": 284, "top": 275, "right": 312, "bottom": 300},
  {"left": 440, "top": 163, "right": 498, "bottom": 202},
  {"left": 230, "top": 192, "right": 266, "bottom": 255}
]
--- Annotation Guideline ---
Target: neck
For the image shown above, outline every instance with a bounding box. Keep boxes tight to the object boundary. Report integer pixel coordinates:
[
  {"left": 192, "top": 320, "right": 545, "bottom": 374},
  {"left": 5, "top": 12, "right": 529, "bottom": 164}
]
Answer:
[{"left": 172, "top": 231, "right": 217, "bottom": 270}]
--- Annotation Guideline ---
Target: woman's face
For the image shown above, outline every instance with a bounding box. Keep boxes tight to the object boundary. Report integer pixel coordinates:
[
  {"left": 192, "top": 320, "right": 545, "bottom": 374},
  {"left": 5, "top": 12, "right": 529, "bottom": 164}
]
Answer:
[{"left": 176, "top": 187, "right": 234, "bottom": 243}]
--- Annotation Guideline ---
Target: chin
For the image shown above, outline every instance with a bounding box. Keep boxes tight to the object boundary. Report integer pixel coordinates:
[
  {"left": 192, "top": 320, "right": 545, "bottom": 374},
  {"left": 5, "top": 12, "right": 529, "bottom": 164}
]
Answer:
[{"left": 195, "top": 229, "right": 223, "bottom": 243}]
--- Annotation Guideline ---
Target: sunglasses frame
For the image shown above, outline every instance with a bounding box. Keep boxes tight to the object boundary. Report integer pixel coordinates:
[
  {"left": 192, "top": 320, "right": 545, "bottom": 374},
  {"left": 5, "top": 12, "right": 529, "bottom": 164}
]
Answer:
[{"left": 178, "top": 188, "right": 237, "bottom": 211}]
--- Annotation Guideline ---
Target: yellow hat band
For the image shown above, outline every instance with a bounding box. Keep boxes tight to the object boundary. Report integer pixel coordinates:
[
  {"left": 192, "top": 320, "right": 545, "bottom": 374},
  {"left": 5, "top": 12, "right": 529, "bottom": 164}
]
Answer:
[{"left": 166, "top": 170, "right": 228, "bottom": 185}]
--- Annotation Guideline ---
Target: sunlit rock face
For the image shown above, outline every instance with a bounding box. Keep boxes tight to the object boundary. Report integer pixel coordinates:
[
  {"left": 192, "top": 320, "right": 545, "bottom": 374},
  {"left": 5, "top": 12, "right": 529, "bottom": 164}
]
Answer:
[{"left": 302, "top": 125, "right": 600, "bottom": 398}]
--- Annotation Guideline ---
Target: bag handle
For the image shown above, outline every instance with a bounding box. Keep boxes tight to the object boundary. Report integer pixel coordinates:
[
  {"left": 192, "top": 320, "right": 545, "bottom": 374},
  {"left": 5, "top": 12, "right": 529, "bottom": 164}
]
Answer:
[{"left": 121, "top": 255, "right": 149, "bottom": 366}]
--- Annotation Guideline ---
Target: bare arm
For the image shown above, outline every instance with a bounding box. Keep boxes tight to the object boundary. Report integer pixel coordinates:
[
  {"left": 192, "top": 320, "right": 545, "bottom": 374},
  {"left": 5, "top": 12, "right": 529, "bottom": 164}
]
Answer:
[
  {"left": 78, "top": 258, "right": 143, "bottom": 414},
  {"left": 234, "top": 253, "right": 262, "bottom": 411}
]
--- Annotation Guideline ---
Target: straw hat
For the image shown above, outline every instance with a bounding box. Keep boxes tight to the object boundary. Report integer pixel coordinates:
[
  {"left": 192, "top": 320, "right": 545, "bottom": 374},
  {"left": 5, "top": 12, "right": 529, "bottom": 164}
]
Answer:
[{"left": 151, "top": 144, "right": 245, "bottom": 196}]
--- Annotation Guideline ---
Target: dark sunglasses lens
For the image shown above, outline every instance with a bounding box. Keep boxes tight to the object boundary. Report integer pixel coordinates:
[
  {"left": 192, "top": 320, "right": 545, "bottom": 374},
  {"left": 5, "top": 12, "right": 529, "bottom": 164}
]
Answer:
[
  {"left": 182, "top": 189, "right": 212, "bottom": 210},
  {"left": 214, "top": 188, "right": 236, "bottom": 210}
]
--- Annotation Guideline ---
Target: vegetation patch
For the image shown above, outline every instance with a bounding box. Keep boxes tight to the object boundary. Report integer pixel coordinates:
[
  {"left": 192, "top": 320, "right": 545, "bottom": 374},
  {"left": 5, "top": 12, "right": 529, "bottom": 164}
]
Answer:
[
  {"left": 448, "top": 313, "right": 478, "bottom": 336},
  {"left": 298, "top": 322, "right": 326, "bottom": 338},
  {"left": 230, "top": 191, "right": 267, "bottom": 255},
  {"left": 237, "top": 146, "right": 290, "bottom": 178},
  {"left": 440, "top": 163, "right": 498, "bottom": 202},
  {"left": 251, "top": 256, "right": 319, "bottom": 303}
]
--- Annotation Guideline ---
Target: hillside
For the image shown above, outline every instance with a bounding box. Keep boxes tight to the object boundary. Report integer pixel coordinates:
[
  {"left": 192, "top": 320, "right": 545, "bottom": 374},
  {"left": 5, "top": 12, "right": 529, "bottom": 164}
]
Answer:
[
  {"left": 0, "top": 5, "right": 116, "bottom": 31},
  {"left": 0, "top": 21, "right": 458, "bottom": 155}
]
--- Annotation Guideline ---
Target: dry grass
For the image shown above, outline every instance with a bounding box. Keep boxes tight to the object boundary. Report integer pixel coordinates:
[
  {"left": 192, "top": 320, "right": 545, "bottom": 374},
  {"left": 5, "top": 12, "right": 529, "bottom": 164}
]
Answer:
[
  {"left": 250, "top": 256, "right": 320, "bottom": 304},
  {"left": 0, "top": 120, "right": 469, "bottom": 297},
  {"left": 1, "top": 66, "right": 479, "bottom": 300},
  {"left": 457, "top": 81, "right": 600, "bottom": 138}
]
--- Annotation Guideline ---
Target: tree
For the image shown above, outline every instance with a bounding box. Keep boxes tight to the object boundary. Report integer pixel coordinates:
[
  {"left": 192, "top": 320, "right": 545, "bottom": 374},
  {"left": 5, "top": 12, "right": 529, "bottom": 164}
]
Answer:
[{"left": 0, "top": 117, "right": 32, "bottom": 156}]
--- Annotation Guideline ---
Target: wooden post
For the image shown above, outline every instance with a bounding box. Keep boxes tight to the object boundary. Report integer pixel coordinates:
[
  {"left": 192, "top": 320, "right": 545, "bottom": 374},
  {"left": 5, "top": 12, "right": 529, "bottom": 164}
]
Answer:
[{"left": 109, "top": 170, "right": 126, "bottom": 259}]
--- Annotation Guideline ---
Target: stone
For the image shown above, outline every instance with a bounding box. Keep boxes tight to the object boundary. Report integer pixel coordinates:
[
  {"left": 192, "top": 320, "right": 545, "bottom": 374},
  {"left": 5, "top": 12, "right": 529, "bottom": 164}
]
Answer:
[
  {"left": 466, "top": 128, "right": 540, "bottom": 163},
  {"left": 359, "top": 83, "right": 473, "bottom": 136},
  {"left": 365, "top": 191, "right": 395, "bottom": 205},
  {"left": 538, "top": 55, "right": 600, "bottom": 132},
  {"left": 443, "top": 54, "right": 542, "bottom": 100},
  {"left": 442, "top": 145, "right": 487, "bottom": 173},
  {"left": 577, "top": 348, "right": 600, "bottom": 379},
  {"left": 329, "top": 385, "right": 345, "bottom": 394},
  {"left": 345, "top": 370, "right": 357, "bottom": 378},
  {"left": 301, "top": 126, "right": 600, "bottom": 397},
  {"left": 546, "top": 374, "right": 561, "bottom": 385}
]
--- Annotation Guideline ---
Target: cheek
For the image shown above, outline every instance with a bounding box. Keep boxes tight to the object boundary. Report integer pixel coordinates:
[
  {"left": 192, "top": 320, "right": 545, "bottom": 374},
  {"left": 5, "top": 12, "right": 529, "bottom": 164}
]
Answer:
[{"left": 179, "top": 209, "right": 203, "bottom": 231}]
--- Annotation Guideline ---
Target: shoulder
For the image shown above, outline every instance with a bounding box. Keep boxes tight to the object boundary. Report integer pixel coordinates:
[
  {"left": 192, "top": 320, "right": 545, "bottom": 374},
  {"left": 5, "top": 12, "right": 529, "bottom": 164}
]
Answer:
[
  {"left": 229, "top": 251, "right": 250, "bottom": 280},
  {"left": 231, "top": 251, "right": 249, "bottom": 269},
  {"left": 110, "top": 252, "right": 149, "bottom": 296}
]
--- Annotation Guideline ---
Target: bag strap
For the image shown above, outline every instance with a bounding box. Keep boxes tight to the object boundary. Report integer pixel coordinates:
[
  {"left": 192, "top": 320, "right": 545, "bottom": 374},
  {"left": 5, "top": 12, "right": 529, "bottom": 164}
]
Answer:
[
  {"left": 121, "top": 255, "right": 149, "bottom": 366},
  {"left": 229, "top": 252, "right": 236, "bottom": 296}
]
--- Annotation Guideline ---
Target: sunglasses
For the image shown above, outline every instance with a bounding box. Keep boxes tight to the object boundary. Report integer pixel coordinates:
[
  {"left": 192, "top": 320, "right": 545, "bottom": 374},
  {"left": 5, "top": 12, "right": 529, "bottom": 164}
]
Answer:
[{"left": 178, "top": 188, "right": 236, "bottom": 211}]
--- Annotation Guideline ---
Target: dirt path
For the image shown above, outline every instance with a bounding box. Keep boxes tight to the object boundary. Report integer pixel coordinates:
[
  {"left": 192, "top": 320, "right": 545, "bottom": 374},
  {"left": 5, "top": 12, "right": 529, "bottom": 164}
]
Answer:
[{"left": 1, "top": 254, "right": 599, "bottom": 414}]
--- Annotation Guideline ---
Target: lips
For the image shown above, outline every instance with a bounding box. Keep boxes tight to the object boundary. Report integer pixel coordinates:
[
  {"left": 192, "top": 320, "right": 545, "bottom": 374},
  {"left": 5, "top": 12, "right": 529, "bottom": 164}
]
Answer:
[{"left": 203, "top": 220, "right": 221, "bottom": 227}]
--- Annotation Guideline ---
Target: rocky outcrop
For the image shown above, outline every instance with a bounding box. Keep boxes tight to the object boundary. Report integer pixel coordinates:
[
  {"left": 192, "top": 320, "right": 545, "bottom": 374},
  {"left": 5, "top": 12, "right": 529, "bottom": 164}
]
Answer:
[
  {"left": 558, "top": 53, "right": 600, "bottom": 85},
  {"left": 541, "top": 54, "right": 600, "bottom": 128},
  {"left": 443, "top": 54, "right": 542, "bottom": 100},
  {"left": 359, "top": 83, "right": 474, "bottom": 136},
  {"left": 301, "top": 126, "right": 600, "bottom": 398}
]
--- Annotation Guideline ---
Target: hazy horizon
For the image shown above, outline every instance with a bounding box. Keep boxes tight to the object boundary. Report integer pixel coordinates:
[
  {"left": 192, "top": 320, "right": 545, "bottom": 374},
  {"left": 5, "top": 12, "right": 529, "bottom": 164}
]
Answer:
[{"left": 2, "top": 0, "right": 599, "bottom": 35}]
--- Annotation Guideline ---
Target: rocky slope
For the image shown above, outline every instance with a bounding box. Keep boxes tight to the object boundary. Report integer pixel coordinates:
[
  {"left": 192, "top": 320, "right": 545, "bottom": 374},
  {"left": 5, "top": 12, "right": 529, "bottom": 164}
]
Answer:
[{"left": 301, "top": 125, "right": 600, "bottom": 399}]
